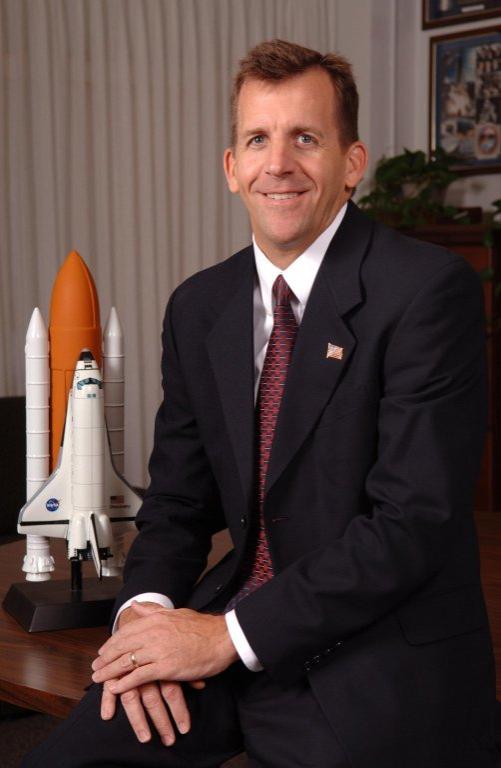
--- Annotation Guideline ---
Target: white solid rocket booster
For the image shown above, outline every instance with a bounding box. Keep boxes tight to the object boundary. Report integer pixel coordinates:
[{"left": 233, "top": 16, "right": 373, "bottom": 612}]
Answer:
[
  {"left": 103, "top": 307, "right": 124, "bottom": 472},
  {"left": 23, "top": 308, "right": 55, "bottom": 581},
  {"left": 102, "top": 307, "right": 126, "bottom": 575}
]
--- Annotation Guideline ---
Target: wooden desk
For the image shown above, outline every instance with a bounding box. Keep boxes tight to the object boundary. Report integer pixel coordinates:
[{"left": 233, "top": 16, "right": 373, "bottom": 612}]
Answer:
[
  {"left": 1, "top": 515, "right": 500, "bottom": 719},
  {"left": 0, "top": 539, "right": 109, "bottom": 717},
  {"left": 0, "top": 531, "right": 229, "bottom": 718}
]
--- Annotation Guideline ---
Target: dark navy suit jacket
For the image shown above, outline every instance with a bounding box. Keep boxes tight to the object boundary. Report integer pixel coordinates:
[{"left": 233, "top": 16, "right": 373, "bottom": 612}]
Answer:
[{"left": 114, "top": 201, "right": 497, "bottom": 767}]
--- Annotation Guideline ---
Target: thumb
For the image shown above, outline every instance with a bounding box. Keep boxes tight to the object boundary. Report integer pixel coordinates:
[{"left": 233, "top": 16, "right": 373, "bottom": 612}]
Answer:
[{"left": 130, "top": 600, "right": 167, "bottom": 615}]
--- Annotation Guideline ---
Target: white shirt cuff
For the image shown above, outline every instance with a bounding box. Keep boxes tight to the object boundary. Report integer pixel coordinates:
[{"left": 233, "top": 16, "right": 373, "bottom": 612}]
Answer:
[
  {"left": 225, "top": 609, "right": 263, "bottom": 672},
  {"left": 112, "top": 592, "right": 174, "bottom": 633}
]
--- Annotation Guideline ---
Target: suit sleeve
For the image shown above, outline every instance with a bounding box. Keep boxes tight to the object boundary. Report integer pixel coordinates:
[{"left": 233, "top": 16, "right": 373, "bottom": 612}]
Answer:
[
  {"left": 234, "top": 257, "right": 488, "bottom": 684},
  {"left": 111, "top": 290, "right": 225, "bottom": 626}
]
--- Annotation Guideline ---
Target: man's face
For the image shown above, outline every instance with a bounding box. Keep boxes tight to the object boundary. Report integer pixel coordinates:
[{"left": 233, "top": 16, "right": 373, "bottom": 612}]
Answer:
[{"left": 224, "top": 67, "right": 367, "bottom": 264}]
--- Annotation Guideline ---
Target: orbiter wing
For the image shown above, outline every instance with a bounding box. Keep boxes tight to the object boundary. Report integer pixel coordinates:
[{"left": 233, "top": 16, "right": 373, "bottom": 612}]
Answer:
[{"left": 18, "top": 395, "right": 74, "bottom": 539}]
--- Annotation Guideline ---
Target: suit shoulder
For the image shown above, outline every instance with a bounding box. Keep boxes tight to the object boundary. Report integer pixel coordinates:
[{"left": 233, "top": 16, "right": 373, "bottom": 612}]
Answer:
[
  {"left": 163, "top": 245, "right": 253, "bottom": 337},
  {"left": 170, "top": 245, "right": 253, "bottom": 308}
]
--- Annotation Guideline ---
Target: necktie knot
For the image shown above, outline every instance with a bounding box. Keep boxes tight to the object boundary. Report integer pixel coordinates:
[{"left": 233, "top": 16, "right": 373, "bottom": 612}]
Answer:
[{"left": 273, "top": 274, "right": 295, "bottom": 307}]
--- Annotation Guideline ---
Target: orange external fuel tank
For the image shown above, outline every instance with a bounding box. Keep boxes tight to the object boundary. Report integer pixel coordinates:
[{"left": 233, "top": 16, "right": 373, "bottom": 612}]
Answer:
[{"left": 49, "top": 251, "right": 102, "bottom": 469}]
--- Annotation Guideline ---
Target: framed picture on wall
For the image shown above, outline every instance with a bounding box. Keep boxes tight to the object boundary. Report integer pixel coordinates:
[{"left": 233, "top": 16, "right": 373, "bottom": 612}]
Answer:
[
  {"left": 423, "top": 1, "right": 501, "bottom": 29},
  {"left": 429, "top": 26, "right": 501, "bottom": 173}
]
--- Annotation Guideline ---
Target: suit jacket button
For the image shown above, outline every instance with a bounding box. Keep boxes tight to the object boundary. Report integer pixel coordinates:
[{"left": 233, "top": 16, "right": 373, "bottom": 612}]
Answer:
[
  {"left": 215, "top": 584, "right": 223, "bottom": 593},
  {"left": 240, "top": 515, "right": 247, "bottom": 528}
]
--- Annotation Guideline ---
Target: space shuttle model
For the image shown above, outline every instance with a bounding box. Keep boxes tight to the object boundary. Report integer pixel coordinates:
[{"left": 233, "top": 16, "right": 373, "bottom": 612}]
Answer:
[{"left": 18, "top": 251, "right": 141, "bottom": 583}]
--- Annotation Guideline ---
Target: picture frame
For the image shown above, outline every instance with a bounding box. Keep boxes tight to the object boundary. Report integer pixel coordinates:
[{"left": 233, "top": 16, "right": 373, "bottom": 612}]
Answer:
[
  {"left": 423, "top": 0, "right": 501, "bottom": 29},
  {"left": 429, "top": 26, "right": 501, "bottom": 174}
]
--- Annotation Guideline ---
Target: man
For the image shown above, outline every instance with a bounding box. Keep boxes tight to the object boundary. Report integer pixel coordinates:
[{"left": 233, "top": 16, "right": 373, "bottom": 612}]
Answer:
[{"left": 23, "top": 39, "right": 497, "bottom": 768}]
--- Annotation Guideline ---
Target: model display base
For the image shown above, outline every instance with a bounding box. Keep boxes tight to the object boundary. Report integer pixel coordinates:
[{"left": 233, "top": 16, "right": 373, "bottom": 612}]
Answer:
[{"left": 3, "top": 577, "right": 121, "bottom": 632}]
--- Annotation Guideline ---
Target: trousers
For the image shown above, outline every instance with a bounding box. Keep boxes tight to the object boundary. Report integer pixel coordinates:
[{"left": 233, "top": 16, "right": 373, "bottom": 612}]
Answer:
[{"left": 21, "top": 661, "right": 351, "bottom": 768}]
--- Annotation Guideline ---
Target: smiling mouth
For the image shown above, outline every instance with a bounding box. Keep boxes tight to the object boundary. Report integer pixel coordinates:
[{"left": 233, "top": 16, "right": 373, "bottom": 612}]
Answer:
[{"left": 263, "top": 192, "right": 305, "bottom": 200}]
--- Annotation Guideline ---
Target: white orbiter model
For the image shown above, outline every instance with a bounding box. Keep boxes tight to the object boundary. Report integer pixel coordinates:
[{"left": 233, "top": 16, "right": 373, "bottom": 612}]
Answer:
[{"left": 19, "top": 348, "right": 141, "bottom": 579}]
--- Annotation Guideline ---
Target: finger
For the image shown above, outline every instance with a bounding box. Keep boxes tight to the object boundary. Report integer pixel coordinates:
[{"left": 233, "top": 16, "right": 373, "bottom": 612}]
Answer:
[
  {"left": 98, "top": 612, "right": 168, "bottom": 654},
  {"left": 106, "top": 663, "right": 160, "bottom": 694},
  {"left": 188, "top": 680, "right": 206, "bottom": 689},
  {"left": 95, "top": 636, "right": 135, "bottom": 664},
  {"left": 119, "top": 687, "right": 151, "bottom": 743},
  {"left": 160, "top": 682, "right": 191, "bottom": 735},
  {"left": 100, "top": 680, "right": 117, "bottom": 720},
  {"left": 92, "top": 650, "right": 146, "bottom": 683},
  {"left": 140, "top": 683, "right": 177, "bottom": 746},
  {"left": 93, "top": 629, "right": 149, "bottom": 670}
]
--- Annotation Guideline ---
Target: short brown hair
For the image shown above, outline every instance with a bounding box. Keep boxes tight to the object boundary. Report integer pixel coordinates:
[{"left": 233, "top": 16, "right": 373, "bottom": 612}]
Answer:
[{"left": 230, "top": 39, "right": 359, "bottom": 148}]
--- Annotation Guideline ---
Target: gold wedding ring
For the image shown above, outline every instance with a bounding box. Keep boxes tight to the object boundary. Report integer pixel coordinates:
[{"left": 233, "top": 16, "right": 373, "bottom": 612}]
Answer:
[{"left": 130, "top": 651, "right": 139, "bottom": 669}]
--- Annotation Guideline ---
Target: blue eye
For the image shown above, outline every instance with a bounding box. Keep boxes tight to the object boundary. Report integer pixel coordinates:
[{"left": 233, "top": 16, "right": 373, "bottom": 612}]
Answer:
[
  {"left": 298, "top": 134, "right": 314, "bottom": 144},
  {"left": 250, "top": 135, "right": 265, "bottom": 145}
]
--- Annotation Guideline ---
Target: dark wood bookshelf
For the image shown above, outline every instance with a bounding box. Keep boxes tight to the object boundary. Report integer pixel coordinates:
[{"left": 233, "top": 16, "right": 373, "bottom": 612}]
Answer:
[{"left": 403, "top": 222, "right": 501, "bottom": 513}]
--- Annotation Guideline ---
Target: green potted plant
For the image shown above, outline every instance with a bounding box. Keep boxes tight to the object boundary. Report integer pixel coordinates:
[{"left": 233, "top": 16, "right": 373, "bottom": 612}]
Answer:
[{"left": 358, "top": 147, "right": 464, "bottom": 229}]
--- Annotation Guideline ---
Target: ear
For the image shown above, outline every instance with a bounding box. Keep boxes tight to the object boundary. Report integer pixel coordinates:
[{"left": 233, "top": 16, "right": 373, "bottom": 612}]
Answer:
[
  {"left": 223, "top": 147, "right": 240, "bottom": 194},
  {"left": 344, "top": 141, "right": 369, "bottom": 191}
]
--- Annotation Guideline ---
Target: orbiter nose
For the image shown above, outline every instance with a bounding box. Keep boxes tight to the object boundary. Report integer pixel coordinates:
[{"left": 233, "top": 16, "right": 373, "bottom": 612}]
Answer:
[{"left": 79, "top": 349, "right": 95, "bottom": 363}]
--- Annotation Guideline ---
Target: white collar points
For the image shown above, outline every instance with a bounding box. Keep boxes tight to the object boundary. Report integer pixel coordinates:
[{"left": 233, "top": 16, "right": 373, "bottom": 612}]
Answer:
[{"left": 253, "top": 202, "right": 347, "bottom": 313}]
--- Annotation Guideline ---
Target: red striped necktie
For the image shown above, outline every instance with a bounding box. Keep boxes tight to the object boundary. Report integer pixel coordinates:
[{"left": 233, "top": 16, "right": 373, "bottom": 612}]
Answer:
[{"left": 225, "top": 274, "right": 298, "bottom": 611}]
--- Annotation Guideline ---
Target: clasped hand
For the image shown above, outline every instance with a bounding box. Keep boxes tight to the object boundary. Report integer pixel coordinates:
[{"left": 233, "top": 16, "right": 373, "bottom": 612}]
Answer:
[{"left": 91, "top": 601, "right": 238, "bottom": 745}]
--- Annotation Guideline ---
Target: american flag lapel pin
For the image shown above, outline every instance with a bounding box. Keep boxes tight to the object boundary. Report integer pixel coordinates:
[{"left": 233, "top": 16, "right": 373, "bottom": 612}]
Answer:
[{"left": 326, "top": 342, "right": 344, "bottom": 361}]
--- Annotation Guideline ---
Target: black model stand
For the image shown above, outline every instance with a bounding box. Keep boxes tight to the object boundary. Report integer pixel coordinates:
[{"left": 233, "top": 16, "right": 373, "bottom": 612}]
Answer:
[{"left": 3, "top": 562, "right": 121, "bottom": 632}]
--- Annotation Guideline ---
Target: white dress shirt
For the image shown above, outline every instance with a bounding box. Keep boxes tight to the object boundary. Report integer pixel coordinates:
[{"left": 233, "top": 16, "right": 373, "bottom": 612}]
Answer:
[{"left": 115, "top": 203, "right": 348, "bottom": 672}]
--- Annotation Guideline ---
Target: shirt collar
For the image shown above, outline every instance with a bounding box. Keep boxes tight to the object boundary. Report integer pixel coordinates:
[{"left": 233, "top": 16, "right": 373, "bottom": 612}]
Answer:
[{"left": 253, "top": 202, "right": 347, "bottom": 315}]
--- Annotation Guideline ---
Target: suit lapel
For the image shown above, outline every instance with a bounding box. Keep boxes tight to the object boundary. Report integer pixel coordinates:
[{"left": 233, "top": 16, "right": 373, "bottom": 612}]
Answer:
[
  {"left": 206, "top": 248, "right": 256, "bottom": 507},
  {"left": 265, "top": 201, "right": 374, "bottom": 495}
]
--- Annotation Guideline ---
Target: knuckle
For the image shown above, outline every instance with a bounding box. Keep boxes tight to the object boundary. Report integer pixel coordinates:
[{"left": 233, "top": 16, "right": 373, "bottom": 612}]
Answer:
[
  {"left": 141, "top": 692, "right": 160, "bottom": 709},
  {"left": 120, "top": 654, "right": 131, "bottom": 669},
  {"left": 162, "top": 684, "right": 179, "bottom": 699},
  {"left": 121, "top": 690, "right": 138, "bottom": 705}
]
